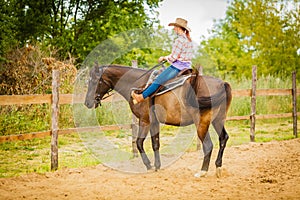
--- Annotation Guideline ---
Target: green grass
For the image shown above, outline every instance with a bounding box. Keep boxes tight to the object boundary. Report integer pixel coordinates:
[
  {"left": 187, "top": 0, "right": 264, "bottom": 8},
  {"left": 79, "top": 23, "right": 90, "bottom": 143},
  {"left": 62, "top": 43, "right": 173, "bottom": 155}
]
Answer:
[
  {"left": 0, "top": 134, "right": 99, "bottom": 178},
  {"left": 225, "top": 118, "right": 297, "bottom": 145}
]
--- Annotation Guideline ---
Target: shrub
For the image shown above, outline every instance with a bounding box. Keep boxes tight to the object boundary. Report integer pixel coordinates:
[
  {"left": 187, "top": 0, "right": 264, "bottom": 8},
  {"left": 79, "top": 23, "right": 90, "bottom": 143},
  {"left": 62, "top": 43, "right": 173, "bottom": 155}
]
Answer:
[{"left": 0, "top": 44, "right": 76, "bottom": 95}]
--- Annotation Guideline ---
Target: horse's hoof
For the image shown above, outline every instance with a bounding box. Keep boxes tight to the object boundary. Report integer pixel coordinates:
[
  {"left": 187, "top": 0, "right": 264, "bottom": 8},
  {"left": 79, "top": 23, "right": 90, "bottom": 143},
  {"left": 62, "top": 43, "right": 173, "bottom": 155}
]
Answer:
[
  {"left": 147, "top": 167, "right": 156, "bottom": 173},
  {"left": 194, "top": 170, "right": 207, "bottom": 178},
  {"left": 216, "top": 167, "right": 222, "bottom": 178},
  {"left": 154, "top": 164, "right": 161, "bottom": 172},
  {"left": 146, "top": 164, "right": 153, "bottom": 170}
]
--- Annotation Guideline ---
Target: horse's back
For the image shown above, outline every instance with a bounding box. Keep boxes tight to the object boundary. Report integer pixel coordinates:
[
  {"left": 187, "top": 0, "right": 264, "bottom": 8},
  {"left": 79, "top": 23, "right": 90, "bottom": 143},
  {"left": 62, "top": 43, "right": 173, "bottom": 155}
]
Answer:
[{"left": 194, "top": 75, "right": 227, "bottom": 97}]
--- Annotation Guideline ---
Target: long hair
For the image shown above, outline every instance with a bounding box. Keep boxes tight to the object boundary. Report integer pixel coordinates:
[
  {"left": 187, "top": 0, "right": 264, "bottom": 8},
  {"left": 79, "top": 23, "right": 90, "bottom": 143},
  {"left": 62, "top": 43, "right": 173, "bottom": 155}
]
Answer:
[
  {"left": 185, "top": 30, "right": 192, "bottom": 42},
  {"left": 180, "top": 27, "right": 192, "bottom": 42}
]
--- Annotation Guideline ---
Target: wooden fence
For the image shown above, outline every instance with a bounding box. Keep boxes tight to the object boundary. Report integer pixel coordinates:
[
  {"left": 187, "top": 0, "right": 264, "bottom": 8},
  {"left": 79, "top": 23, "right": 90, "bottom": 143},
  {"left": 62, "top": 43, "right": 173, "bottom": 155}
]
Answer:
[
  {"left": 0, "top": 68, "right": 299, "bottom": 142},
  {"left": 0, "top": 67, "right": 299, "bottom": 169}
]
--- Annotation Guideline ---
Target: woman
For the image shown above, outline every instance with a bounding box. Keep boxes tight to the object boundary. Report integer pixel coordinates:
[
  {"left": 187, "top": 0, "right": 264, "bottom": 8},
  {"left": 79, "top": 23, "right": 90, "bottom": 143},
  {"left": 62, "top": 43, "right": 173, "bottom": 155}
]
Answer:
[{"left": 132, "top": 17, "right": 193, "bottom": 104}]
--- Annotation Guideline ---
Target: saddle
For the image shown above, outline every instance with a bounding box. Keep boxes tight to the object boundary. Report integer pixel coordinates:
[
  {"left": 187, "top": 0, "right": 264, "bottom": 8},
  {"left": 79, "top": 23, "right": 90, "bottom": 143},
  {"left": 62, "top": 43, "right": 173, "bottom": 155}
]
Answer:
[{"left": 133, "top": 68, "right": 194, "bottom": 97}]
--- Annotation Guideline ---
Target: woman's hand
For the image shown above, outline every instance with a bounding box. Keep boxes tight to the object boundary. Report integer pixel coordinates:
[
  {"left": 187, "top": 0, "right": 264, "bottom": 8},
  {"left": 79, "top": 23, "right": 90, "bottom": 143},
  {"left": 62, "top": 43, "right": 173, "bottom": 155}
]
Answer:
[{"left": 158, "top": 56, "right": 166, "bottom": 63}]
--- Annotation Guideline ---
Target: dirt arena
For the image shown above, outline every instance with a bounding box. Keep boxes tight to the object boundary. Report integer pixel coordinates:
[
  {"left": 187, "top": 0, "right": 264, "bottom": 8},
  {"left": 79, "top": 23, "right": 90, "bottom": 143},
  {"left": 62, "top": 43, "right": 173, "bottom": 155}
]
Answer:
[{"left": 1, "top": 138, "right": 299, "bottom": 200}]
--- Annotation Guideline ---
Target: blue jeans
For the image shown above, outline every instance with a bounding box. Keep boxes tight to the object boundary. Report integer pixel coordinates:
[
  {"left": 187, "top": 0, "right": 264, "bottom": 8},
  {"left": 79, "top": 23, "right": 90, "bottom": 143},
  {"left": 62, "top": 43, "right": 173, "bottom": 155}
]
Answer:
[{"left": 142, "top": 65, "right": 180, "bottom": 98}]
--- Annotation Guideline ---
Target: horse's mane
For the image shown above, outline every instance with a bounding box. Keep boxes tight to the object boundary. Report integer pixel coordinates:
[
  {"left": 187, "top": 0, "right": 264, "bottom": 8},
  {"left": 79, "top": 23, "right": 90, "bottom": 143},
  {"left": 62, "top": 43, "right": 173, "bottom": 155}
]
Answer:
[
  {"left": 104, "top": 64, "right": 147, "bottom": 72},
  {"left": 101, "top": 64, "right": 154, "bottom": 82}
]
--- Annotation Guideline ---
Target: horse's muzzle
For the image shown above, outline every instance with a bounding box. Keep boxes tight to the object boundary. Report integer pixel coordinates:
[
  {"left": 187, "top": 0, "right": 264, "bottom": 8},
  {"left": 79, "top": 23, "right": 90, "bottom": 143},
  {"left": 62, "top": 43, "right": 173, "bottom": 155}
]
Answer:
[{"left": 84, "top": 100, "right": 95, "bottom": 109}]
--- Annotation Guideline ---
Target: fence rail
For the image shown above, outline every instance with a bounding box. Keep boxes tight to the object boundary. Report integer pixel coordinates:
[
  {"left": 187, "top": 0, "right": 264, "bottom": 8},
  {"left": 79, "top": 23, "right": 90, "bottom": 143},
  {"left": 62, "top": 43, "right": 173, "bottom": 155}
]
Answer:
[
  {"left": 0, "top": 88, "right": 299, "bottom": 142},
  {"left": 231, "top": 88, "right": 295, "bottom": 97},
  {"left": 0, "top": 94, "right": 84, "bottom": 105},
  {"left": 1, "top": 88, "right": 298, "bottom": 105}
]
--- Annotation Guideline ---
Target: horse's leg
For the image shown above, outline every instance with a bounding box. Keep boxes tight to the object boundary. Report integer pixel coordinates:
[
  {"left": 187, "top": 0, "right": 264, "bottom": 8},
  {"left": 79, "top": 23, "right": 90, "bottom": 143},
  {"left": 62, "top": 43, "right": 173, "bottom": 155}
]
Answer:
[
  {"left": 194, "top": 132, "right": 213, "bottom": 178},
  {"left": 150, "top": 119, "right": 160, "bottom": 171},
  {"left": 136, "top": 121, "right": 152, "bottom": 170},
  {"left": 194, "top": 112, "right": 213, "bottom": 178},
  {"left": 149, "top": 102, "right": 161, "bottom": 171},
  {"left": 201, "top": 132, "right": 213, "bottom": 171},
  {"left": 212, "top": 119, "right": 229, "bottom": 178},
  {"left": 131, "top": 117, "right": 139, "bottom": 157}
]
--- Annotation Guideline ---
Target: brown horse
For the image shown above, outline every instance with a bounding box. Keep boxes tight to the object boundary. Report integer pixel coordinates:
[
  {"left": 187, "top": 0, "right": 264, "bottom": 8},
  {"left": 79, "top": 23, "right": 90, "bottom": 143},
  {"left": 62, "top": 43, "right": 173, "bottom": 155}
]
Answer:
[{"left": 84, "top": 64, "right": 232, "bottom": 177}]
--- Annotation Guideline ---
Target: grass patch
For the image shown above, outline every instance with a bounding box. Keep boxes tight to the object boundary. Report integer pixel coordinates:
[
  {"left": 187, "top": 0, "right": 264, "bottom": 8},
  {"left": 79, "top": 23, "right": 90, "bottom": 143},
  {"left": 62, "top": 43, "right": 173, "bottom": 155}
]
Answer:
[
  {"left": 254, "top": 118, "right": 297, "bottom": 142},
  {"left": 0, "top": 133, "right": 98, "bottom": 178}
]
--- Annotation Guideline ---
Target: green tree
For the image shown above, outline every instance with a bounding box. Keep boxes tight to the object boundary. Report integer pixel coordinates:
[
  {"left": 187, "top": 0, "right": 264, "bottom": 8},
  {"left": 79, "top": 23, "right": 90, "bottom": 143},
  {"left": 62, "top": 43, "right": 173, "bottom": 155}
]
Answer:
[
  {"left": 112, "top": 26, "right": 174, "bottom": 68},
  {"left": 198, "top": 0, "right": 300, "bottom": 78},
  {"left": 0, "top": 0, "right": 162, "bottom": 63},
  {"left": 0, "top": 0, "right": 18, "bottom": 59}
]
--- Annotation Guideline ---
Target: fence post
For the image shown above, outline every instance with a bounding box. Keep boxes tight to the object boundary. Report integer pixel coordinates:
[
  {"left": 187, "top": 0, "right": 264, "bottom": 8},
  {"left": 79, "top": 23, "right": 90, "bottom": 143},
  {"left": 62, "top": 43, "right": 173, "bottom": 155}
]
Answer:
[
  {"left": 250, "top": 66, "right": 257, "bottom": 142},
  {"left": 51, "top": 70, "right": 59, "bottom": 171},
  {"left": 292, "top": 71, "right": 297, "bottom": 138},
  {"left": 131, "top": 60, "right": 139, "bottom": 157}
]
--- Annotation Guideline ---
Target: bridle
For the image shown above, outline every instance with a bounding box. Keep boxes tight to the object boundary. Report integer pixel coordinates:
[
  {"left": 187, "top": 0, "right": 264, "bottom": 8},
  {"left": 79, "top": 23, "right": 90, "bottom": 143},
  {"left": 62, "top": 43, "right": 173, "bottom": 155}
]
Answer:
[{"left": 94, "top": 68, "right": 114, "bottom": 107}]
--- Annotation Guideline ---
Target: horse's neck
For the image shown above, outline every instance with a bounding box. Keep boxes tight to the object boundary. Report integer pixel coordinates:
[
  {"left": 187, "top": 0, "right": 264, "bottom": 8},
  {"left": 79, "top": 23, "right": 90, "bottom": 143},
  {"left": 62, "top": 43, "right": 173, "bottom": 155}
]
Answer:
[{"left": 107, "top": 66, "right": 146, "bottom": 101}]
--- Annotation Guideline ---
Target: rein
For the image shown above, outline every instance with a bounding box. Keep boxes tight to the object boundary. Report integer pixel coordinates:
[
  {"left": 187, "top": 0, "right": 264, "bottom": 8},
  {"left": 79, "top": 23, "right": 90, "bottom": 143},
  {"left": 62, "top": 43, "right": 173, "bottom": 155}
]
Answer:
[{"left": 134, "top": 60, "right": 167, "bottom": 83}]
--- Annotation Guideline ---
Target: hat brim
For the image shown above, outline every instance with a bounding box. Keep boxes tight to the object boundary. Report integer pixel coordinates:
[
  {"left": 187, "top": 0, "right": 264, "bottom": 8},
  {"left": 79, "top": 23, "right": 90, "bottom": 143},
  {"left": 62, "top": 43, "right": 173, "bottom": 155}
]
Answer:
[{"left": 168, "top": 23, "right": 191, "bottom": 32}]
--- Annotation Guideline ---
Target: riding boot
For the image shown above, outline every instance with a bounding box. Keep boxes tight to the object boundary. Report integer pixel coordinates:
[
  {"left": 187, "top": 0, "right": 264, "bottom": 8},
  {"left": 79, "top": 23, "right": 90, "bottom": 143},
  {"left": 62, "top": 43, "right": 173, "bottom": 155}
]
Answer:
[{"left": 131, "top": 91, "right": 145, "bottom": 104}]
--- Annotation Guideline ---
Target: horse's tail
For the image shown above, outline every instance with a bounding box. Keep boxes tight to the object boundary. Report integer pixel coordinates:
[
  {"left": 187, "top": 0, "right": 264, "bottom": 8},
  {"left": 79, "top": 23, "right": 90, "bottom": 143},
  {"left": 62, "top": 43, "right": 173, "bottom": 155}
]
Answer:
[
  {"left": 188, "top": 74, "right": 232, "bottom": 110},
  {"left": 223, "top": 82, "right": 232, "bottom": 113},
  {"left": 197, "top": 83, "right": 229, "bottom": 109}
]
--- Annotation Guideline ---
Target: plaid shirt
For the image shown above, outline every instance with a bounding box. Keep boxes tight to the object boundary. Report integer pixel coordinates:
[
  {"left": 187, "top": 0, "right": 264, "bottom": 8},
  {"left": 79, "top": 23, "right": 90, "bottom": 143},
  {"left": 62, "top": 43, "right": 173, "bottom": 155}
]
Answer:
[{"left": 166, "top": 34, "right": 193, "bottom": 63}]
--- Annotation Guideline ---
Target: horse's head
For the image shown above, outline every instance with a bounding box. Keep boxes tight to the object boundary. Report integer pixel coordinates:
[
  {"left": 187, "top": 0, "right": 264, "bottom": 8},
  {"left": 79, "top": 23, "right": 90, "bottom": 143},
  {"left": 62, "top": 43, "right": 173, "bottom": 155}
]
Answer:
[{"left": 84, "top": 65, "right": 112, "bottom": 108}]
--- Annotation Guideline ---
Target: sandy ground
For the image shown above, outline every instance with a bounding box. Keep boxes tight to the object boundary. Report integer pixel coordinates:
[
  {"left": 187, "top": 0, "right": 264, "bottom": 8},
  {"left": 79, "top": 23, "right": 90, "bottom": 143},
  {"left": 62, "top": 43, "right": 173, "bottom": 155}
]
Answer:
[{"left": 1, "top": 138, "right": 300, "bottom": 200}]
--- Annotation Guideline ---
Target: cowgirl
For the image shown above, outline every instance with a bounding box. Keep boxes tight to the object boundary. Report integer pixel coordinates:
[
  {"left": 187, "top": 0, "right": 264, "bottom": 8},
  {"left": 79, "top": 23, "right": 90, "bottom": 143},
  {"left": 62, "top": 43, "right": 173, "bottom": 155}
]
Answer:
[{"left": 132, "top": 18, "right": 193, "bottom": 103}]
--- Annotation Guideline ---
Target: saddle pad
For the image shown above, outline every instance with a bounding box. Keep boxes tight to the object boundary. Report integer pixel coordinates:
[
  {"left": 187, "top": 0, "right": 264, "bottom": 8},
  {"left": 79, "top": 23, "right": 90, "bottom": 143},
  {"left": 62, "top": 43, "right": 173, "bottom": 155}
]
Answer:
[{"left": 155, "top": 74, "right": 192, "bottom": 96}]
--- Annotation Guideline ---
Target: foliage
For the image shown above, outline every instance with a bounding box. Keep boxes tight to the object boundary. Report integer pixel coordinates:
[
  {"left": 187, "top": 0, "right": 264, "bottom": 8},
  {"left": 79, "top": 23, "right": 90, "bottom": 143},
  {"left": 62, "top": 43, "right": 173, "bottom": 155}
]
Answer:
[
  {"left": 110, "top": 27, "right": 174, "bottom": 68},
  {"left": 0, "top": 44, "right": 76, "bottom": 95},
  {"left": 0, "top": 0, "right": 18, "bottom": 60},
  {"left": 79, "top": 26, "right": 173, "bottom": 70},
  {"left": 197, "top": 0, "right": 300, "bottom": 78},
  {"left": 0, "top": 105, "right": 50, "bottom": 136},
  {"left": 0, "top": 0, "right": 162, "bottom": 63}
]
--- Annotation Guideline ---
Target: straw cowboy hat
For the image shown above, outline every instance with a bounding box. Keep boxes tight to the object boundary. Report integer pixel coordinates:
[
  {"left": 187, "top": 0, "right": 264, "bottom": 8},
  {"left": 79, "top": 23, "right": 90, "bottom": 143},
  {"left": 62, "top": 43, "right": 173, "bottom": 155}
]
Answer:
[{"left": 168, "top": 18, "right": 191, "bottom": 32}]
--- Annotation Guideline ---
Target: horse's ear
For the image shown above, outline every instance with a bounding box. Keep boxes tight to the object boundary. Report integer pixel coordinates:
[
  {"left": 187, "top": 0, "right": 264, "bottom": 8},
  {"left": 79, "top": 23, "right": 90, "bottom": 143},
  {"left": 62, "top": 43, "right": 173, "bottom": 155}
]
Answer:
[
  {"left": 94, "top": 66, "right": 101, "bottom": 79},
  {"left": 90, "top": 63, "right": 100, "bottom": 79}
]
